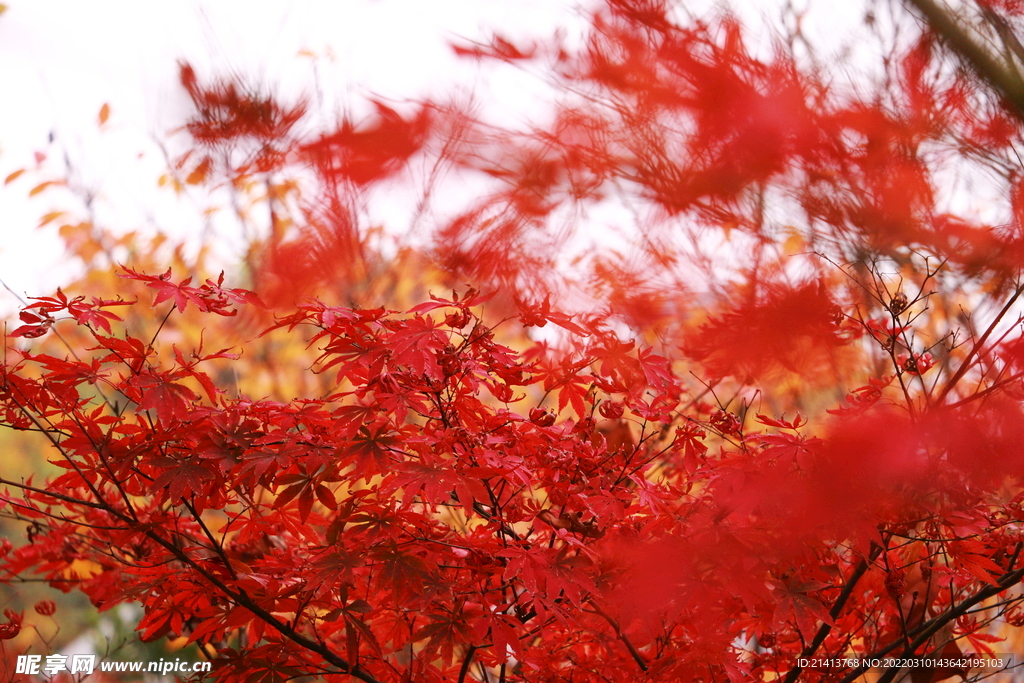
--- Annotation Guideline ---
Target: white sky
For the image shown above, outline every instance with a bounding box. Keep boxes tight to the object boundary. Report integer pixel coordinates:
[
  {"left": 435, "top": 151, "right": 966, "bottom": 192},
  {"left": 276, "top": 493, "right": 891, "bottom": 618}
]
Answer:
[
  {"left": 0, "top": 0, "right": 903, "bottom": 313},
  {"left": 0, "top": 0, "right": 603, "bottom": 306}
]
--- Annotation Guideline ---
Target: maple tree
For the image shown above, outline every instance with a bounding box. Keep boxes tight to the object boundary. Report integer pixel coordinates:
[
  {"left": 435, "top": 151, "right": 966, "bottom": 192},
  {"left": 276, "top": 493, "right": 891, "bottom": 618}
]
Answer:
[{"left": 7, "top": 0, "right": 1024, "bottom": 681}]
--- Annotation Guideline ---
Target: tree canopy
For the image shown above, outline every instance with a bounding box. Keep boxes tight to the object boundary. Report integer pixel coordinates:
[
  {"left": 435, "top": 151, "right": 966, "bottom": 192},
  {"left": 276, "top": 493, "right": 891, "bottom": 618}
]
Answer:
[{"left": 4, "top": 1, "right": 1024, "bottom": 681}]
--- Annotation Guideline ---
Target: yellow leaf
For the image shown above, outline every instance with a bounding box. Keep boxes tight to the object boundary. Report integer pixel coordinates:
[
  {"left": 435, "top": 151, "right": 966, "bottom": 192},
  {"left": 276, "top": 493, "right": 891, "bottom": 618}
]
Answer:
[
  {"left": 0, "top": 4, "right": 7, "bottom": 16},
  {"left": 782, "top": 231, "right": 805, "bottom": 256},
  {"left": 166, "top": 636, "right": 190, "bottom": 651},
  {"left": 4, "top": 169, "right": 24, "bottom": 185},
  {"left": 65, "top": 558, "right": 103, "bottom": 580},
  {"left": 98, "top": 102, "right": 110, "bottom": 126}
]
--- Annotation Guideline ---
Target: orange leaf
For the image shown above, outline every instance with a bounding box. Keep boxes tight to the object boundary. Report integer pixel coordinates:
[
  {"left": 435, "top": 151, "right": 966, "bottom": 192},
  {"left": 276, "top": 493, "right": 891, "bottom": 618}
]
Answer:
[
  {"left": 186, "top": 157, "right": 211, "bottom": 185},
  {"left": 29, "top": 181, "right": 61, "bottom": 197},
  {"left": 38, "top": 211, "right": 65, "bottom": 227},
  {"left": 4, "top": 169, "right": 24, "bottom": 185},
  {"left": 98, "top": 103, "right": 110, "bottom": 126}
]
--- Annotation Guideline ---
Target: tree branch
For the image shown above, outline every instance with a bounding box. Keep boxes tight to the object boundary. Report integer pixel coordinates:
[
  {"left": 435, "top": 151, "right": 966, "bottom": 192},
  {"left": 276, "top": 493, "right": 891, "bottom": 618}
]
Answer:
[
  {"left": 782, "top": 553, "right": 874, "bottom": 683},
  {"left": 904, "top": 0, "right": 1024, "bottom": 121},
  {"left": 584, "top": 598, "right": 648, "bottom": 672}
]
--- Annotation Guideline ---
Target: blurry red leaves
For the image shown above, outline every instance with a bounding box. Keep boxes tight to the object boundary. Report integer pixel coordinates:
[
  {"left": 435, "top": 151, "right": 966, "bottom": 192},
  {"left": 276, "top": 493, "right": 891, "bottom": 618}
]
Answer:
[
  {"left": 827, "top": 376, "right": 892, "bottom": 417},
  {"left": 33, "top": 600, "right": 56, "bottom": 616},
  {"left": 686, "top": 281, "right": 844, "bottom": 380},
  {"left": 450, "top": 34, "right": 536, "bottom": 61},
  {"left": 0, "top": 610, "right": 21, "bottom": 640},
  {"left": 300, "top": 101, "right": 429, "bottom": 186},
  {"left": 980, "top": 0, "right": 1024, "bottom": 16},
  {"left": 179, "top": 61, "right": 305, "bottom": 153},
  {"left": 927, "top": 401, "right": 1024, "bottom": 482},
  {"left": 435, "top": 210, "right": 560, "bottom": 293},
  {"left": 257, "top": 212, "right": 365, "bottom": 308},
  {"left": 770, "top": 576, "right": 834, "bottom": 637},
  {"left": 577, "top": 11, "right": 822, "bottom": 213},
  {"left": 755, "top": 413, "right": 806, "bottom": 430}
]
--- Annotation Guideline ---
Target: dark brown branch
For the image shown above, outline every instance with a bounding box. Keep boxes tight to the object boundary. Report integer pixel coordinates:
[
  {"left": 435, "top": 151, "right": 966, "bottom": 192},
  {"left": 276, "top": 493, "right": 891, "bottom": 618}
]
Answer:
[
  {"left": 0, "top": 476, "right": 107, "bottom": 510},
  {"left": 457, "top": 645, "right": 479, "bottom": 683},
  {"left": 782, "top": 553, "right": 875, "bottom": 683},
  {"left": 838, "top": 558, "right": 1024, "bottom": 683},
  {"left": 936, "top": 284, "right": 1024, "bottom": 403},
  {"left": 873, "top": 562, "right": 1024, "bottom": 683},
  {"left": 133, "top": 520, "right": 385, "bottom": 683},
  {"left": 904, "top": 0, "right": 1024, "bottom": 121},
  {"left": 584, "top": 598, "right": 649, "bottom": 672},
  {"left": 9, "top": 450, "right": 383, "bottom": 683}
]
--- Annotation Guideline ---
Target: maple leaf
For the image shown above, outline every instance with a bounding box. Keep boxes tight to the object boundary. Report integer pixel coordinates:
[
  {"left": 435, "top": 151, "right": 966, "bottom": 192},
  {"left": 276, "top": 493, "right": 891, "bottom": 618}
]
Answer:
[
  {"left": 371, "top": 542, "right": 434, "bottom": 601},
  {"left": 128, "top": 372, "right": 199, "bottom": 423},
  {"left": 300, "top": 101, "right": 429, "bottom": 185},
  {"left": 413, "top": 604, "right": 481, "bottom": 666},
  {"left": 66, "top": 296, "right": 134, "bottom": 333},
  {"left": 502, "top": 545, "right": 596, "bottom": 606},
  {"left": 346, "top": 424, "right": 399, "bottom": 475},
  {"left": 380, "top": 314, "right": 447, "bottom": 376},
  {"left": 389, "top": 460, "right": 479, "bottom": 508},
  {"left": 152, "top": 461, "right": 217, "bottom": 501},
  {"left": 91, "top": 333, "right": 150, "bottom": 373},
  {"left": 120, "top": 266, "right": 206, "bottom": 312},
  {"left": 239, "top": 437, "right": 301, "bottom": 486},
  {"left": 674, "top": 422, "right": 708, "bottom": 474},
  {"left": 948, "top": 540, "right": 1005, "bottom": 585},
  {"left": 770, "top": 576, "right": 834, "bottom": 638},
  {"left": 755, "top": 432, "right": 822, "bottom": 470}
]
